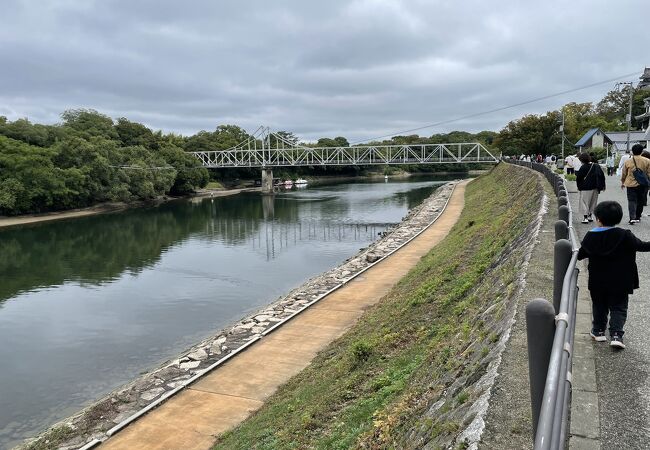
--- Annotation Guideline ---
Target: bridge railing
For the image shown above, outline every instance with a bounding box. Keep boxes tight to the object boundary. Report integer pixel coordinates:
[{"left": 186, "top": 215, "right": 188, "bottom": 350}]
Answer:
[
  {"left": 192, "top": 143, "right": 499, "bottom": 168},
  {"left": 505, "top": 159, "right": 579, "bottom": 449}
]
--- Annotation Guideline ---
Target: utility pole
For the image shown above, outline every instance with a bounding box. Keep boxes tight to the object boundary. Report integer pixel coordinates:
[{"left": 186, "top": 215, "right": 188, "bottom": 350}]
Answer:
[
  {"left": 616, "top": 81, "right": 634, "bottom": 153},
  {"left": 560, "top": 107, "right": 564, "bottom": 161},
  {"left": 627, "top": 83, "right": 634, "bottom": 153}
]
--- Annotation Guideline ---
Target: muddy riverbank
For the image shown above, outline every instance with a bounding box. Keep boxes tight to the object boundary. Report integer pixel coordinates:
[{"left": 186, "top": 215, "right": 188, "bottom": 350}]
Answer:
[{"left": 0, "top": 188, "right": 259, "bottom": 229}]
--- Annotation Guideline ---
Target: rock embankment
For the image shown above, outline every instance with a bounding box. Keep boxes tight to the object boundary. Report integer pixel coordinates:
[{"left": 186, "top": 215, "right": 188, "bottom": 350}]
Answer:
[{"left": 22, "top": 182, "right": 458, "bottom": 450}]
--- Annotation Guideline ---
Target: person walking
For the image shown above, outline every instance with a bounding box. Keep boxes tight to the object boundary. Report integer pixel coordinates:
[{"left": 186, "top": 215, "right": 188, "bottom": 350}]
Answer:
[
  {"left": 606, "top": 153, "right": 616, "bottom": 176},
  {"left": 576, "top": 152, "right": 606, "bottom": 223},
  {"left": 617, "top": 149, "right": 631, "bottom": 177},
  {"left": 578, "top": 200, "right": 650, "bottom": 348},
  {"left": 565, "top": 155, "right": 575, "bottom": 174},
  {"left": 620, "top": 144, "right": 650, "bottom": 224}
]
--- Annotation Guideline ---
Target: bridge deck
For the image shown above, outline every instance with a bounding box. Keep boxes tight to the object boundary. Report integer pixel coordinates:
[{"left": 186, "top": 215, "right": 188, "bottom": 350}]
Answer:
[{"left": 192, "top": 143, "right": 498, "bottom": 168}]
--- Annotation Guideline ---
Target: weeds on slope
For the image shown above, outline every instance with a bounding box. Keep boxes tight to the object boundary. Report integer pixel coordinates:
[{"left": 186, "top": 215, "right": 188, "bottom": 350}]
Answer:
[{"left": 213, "top": 163, "right": 542, "bottom": 449}]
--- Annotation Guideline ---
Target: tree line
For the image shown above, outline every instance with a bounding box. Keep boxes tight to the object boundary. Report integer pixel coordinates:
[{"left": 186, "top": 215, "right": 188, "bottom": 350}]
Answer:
[
  {"left": 0, "top": 111, "right": 496, "bottom": 216},
  {"left": 495, "top": 86, "right": 648, "bottom": 156},
  {"left": 0, "top": 110, "right": 210, "bottom": 215}
]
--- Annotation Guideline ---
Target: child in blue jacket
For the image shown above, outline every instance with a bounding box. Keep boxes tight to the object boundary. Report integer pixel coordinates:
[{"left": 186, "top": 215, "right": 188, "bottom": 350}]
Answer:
[{"left": 577, "top": 201, "right": 650, "bottom": 348}]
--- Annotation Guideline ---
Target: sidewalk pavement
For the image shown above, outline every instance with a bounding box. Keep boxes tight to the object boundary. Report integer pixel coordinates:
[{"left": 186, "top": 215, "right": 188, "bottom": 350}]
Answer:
[{"left": 568, "top": 175, "right": 650, "bottom": 450}]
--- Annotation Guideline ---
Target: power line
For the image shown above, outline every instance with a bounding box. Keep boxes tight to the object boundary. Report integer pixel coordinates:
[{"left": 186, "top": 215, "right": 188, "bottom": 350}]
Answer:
[
  {"left": 109, "top": 165, "right": 175, "bottom": 170},
  {"left": 350, "top": 71, "right": 640, "bottom": 145}
]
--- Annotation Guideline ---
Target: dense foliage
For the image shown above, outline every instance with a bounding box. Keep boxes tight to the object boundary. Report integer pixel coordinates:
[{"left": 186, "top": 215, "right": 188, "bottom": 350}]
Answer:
[
  {"left": 495, "top": 87, "right": 648, "bottom": 156},
  {"left": 0, "top": 110, "right": 209, "bottom": 215},
  {"left": 0, "top": 111, "right": 495, "bottom": 215}
]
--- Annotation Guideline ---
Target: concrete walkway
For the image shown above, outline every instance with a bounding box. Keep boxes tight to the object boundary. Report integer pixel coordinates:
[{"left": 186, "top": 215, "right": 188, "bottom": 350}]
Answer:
[
  {"left": 98, "top": 181, "right": 469, "bottom": 450},
  {"left": 568, "top": 175, "right": 650, "bottom": 449}
]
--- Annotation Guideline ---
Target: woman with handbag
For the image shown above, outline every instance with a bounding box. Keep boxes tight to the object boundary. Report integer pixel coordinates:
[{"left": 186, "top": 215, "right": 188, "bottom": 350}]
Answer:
[{"left": 576, "top": 152, "right": 606, "bottom": 224}]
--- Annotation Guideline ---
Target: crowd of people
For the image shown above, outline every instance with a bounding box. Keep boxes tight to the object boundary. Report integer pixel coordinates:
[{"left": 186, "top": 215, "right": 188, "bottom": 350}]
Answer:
[
  {"left": 567, "top": 145, "right": 650, "bottom": 225},
  {"left": 512, "top": 146, "right": 650, "bottom": 225},
  {"left": 508, "top": 146, "right": 650, "bottom": 348}
]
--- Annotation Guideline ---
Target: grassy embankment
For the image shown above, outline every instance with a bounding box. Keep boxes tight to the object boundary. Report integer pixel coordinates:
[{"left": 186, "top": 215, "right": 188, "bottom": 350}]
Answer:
[{"left": 214, "top": 163, "right": 543, "bottom": 449}]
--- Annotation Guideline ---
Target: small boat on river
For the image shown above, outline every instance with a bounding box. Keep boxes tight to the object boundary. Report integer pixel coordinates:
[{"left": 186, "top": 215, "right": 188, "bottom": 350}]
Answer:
[{"left": 295, "top": 178, "right": 308, "bottom": 185}]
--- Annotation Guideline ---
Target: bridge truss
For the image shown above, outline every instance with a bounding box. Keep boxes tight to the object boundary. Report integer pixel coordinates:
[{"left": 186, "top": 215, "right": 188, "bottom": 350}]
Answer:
[{"left": 191, "top": 127, "right": 499, "bottom": 168}]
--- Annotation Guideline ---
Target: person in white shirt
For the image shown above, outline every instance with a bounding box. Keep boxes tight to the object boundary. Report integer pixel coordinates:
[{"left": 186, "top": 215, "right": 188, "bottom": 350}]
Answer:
[
  {"left": 606, "top": 154, "right": 616, "bottom": 176},
  {"left": 573, "top": 154, "right": 583, "bottom": 172},
  {"left": 565, "top": 155, "right": 575, "bottom": 174},
  {"left": 617, "top": 150, "right": 631, "bottom": 177}
]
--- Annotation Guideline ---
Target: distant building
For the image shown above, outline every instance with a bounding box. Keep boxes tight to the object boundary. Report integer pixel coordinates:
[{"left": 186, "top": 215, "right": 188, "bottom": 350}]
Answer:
[
  {"left": 639, "top": 67, "right": 650, "bottom": 90},
  {"left": 574, "top": 128, "right": 612, "bottom": 150},
  {"left": 574, "top": 128, "right": 649, "bottom": 153},
  {"left": 604, "top": 131, "right": 649, "bottom": 152}
]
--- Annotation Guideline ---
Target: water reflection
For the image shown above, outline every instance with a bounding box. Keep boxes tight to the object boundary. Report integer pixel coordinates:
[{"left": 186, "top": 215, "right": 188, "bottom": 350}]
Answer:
[
  {"left": 0, "top": 177, "right": 451, "bottom": 449},
  {"left": 0, "top": 181, "right": 442, "bottom": 306}
]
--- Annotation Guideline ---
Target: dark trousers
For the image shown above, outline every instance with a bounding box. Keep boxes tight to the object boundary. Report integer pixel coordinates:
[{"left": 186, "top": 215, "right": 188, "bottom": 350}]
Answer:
[
  {"left": 590, "top": 289, "right": 629, "bottom": 336},
  {"left": 626, "top": 186, "right": 647, "bottom": 220}
]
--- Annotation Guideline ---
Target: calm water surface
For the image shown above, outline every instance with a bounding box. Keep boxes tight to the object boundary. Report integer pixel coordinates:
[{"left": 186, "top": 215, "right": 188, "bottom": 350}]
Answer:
[{"left": 0, "top": 176, "right": 455, "bottom": 449}]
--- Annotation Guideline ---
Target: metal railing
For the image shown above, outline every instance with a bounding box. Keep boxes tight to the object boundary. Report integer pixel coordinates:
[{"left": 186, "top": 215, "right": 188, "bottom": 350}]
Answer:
[{"left": 505, "top": 159, "right": 580, "bottom": 449}]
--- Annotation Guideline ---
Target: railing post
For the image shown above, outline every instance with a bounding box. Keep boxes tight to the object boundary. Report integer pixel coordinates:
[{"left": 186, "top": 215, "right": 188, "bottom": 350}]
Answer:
[
  {"left": 526, "top": 298, "right": 556, "bottom": 439},
  {"left": 557, "top": 196, "right": 568, "bottom": 208},
  {"left": 558, "top": 205, "right": 570, "bottom": 224},
  {"left": 553, "top": 239, "right": 573, "bottom": 314},
  {"left": 554, "top": 220, "right": 569, "bottom": 241}
]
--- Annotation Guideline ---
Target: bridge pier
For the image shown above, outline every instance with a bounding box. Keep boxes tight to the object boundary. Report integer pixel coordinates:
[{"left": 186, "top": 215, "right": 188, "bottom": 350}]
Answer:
[{"left": 261, "top": 168, "right": 274, "bottom": 194}]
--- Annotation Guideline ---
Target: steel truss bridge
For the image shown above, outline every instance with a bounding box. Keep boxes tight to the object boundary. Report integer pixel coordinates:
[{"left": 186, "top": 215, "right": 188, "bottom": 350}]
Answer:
[{"left": 191, "top": 127, "right": 499, "bottom": 168}]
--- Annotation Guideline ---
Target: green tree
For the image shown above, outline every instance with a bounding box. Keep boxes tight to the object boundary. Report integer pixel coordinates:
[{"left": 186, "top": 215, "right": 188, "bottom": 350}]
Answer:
[
  {"left": 595, "top": 87, "right": 647, "bottom": 128},
  {"left": 184, "top": 125, "right": 251, "bottom": 152},
  {"left": 159, "top": 144, "right": 209, "bottom": 195},
  {"left": 494, "top": 112, "right": 561, "bottom": 156},
  {"left": 115, "top": 118, "right": 158, "bottom": 149},
  {"left": 61, "top": 109, "right": 119, "bottom": 140}
]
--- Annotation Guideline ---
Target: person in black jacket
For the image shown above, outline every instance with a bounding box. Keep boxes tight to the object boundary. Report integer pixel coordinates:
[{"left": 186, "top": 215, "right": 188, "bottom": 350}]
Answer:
[
  {"left": 578, "top": 201, "right": 650, "bottom": 348},
  {"left": 576, "top": 153, "right": 606, "bottom": 224}
]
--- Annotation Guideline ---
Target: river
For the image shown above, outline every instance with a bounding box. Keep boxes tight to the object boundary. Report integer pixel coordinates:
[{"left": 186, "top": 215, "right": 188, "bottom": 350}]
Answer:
[{"left": 0, "top": 176, "right": 457, "bottom": 449}]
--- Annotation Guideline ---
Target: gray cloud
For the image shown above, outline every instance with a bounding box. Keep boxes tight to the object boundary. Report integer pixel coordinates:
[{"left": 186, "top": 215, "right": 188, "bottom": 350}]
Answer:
[{"left": 0, "top": 0, "right": 646, "bottom": 142}]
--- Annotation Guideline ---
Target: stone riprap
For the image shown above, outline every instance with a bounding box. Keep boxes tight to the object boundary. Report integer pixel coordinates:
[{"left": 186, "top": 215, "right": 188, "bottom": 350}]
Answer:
[{"left": 21, "top": 182, "right": 457, "bottom": 450}]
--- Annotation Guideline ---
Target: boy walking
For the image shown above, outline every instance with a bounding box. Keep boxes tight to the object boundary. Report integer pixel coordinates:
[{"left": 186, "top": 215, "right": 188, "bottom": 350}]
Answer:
[{"left": 577, "top": 201, "right": 650, "bottom": 348}]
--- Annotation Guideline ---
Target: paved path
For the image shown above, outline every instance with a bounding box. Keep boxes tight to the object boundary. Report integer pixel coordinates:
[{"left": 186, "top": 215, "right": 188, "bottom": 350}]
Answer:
[
  {"left": 569, "top": 175, "right": 650, "bottom": 449},
  {"left": 98, "top": 181, "right": 468, "bottom": 450}
]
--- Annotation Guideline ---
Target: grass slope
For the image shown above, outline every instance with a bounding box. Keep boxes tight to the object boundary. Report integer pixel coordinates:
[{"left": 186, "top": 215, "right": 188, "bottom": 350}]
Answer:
[{"left": 214, "top": 163, "right": 542, "bottom": 449}]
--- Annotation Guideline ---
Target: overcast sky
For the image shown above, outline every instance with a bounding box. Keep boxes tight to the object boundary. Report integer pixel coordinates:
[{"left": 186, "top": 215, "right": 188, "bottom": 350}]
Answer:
[{"left": 0, "top": 0, "right": 646, "bottom": 142}]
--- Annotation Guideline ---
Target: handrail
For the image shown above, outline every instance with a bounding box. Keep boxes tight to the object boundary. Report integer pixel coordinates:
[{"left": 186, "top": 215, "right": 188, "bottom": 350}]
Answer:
[{"left": 504, "top": 159, "right": 580, "bottom": 449}]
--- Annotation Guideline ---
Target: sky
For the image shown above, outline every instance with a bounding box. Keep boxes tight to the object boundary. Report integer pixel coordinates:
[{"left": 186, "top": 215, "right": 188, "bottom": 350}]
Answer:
[{"left": 0, "top": 0, "right": 647, "bottom": 143}]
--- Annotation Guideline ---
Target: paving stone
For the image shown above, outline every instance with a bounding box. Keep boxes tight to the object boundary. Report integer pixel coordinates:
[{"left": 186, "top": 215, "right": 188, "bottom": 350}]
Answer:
[
  {"left": 571, "top": 355, "right": 597, "bottom": 392},
  {"left": 569, "top": 435, "right": 600, "bottom": 450}
]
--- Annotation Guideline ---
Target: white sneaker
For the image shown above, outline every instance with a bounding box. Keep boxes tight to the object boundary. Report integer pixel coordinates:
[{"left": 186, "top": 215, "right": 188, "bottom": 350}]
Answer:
[{"left": 610, "top": 335, "right": 625, "bottom": 349}]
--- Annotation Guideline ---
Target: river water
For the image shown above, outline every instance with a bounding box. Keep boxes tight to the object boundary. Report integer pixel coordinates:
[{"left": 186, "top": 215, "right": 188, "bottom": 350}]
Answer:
[{"left": 0, "top": 176, "right": 455, "bottom": 449}]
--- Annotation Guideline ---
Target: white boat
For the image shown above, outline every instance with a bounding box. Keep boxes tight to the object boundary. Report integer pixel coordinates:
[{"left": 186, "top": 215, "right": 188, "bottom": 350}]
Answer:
[
  {"left": 295, "top": 178, "right": 308, "bottom": 185},
  {"left": 283, "top": 180, "right": 293, "bottom": 186}
]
